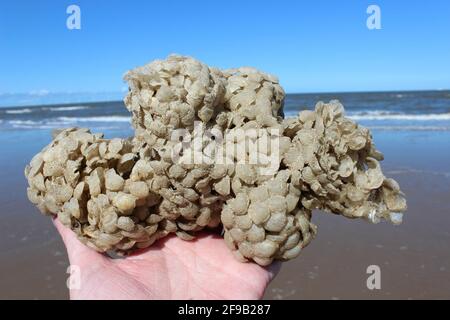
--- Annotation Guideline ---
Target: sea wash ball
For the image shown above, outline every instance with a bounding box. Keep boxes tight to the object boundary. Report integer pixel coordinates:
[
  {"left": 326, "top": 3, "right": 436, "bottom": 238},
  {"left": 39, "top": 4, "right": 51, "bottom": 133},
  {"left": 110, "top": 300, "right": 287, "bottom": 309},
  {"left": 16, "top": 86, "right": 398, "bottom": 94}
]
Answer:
[{"left": 25, "top": 55, "right": 407, "bottom": 266}]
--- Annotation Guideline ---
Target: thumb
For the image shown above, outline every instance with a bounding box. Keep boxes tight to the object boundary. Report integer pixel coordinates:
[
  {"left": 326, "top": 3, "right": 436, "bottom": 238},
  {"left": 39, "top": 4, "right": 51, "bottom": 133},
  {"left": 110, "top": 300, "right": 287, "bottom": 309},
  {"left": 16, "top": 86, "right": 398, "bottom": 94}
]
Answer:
[{"left": 53, "top": 218, "right": 107, "bottom": 268}]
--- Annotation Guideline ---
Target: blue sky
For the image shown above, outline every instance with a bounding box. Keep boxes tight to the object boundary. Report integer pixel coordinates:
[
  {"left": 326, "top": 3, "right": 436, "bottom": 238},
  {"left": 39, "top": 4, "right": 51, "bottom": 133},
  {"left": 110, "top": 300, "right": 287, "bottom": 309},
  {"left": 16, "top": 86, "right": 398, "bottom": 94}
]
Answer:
[{"left": 1, "top": 0, "right": 449, "bottom": 105}]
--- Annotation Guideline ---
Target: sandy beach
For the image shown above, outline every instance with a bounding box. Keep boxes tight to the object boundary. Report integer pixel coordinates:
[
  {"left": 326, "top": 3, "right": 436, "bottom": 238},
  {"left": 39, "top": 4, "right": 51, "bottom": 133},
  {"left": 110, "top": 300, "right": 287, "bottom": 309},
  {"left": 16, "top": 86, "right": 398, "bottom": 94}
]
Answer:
[{"left": 0, "top": 124, "right": 449, "bottom": 299}]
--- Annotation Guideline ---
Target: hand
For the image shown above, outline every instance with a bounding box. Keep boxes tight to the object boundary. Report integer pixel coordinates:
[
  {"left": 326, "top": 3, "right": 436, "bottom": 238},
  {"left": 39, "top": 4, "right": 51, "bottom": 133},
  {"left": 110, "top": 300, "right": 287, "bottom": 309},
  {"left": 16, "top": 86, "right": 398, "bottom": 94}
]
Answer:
[{"left": 54, "top": 219, "right": 280, "bottom": 300}]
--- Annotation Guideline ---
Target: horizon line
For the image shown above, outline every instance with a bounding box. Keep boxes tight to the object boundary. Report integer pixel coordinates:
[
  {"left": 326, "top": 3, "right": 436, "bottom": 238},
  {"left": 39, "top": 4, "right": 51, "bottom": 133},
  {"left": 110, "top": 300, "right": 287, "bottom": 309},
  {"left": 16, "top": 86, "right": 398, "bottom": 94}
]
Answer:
[{"left": 0, "top": 88, "right": 449, "bottom": 109}]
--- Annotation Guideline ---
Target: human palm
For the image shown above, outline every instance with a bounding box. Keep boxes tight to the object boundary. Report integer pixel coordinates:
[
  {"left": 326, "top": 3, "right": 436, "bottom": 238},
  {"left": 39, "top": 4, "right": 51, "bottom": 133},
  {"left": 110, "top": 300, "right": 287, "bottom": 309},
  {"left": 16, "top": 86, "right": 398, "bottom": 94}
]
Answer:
[{"left": 54, "top": 219, "right": 280, "bottom": 300}]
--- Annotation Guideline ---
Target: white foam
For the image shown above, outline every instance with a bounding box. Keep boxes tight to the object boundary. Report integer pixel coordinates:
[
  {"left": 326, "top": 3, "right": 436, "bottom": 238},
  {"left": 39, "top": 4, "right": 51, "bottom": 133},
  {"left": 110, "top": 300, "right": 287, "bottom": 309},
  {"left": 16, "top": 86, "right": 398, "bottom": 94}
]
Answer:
[
  {"left": 5, "top": 108, "right": 33, "bottom": 114},
  {"left": 367, "top": 125, "right": 450, "bottom": 131},
  {"left": 12, "top": 124, "right": 54, "bottom": 129},
  {"left": 7, "top": 117, "right": 130, "bottom": 130},
  {"left": 11, "top": 124, "right": 121, "bottom": 130},
  {"left": 348, "top": 110, "right": 398, "bottom": 116},
  {"left": 43, "top": 106, "right": 90, "bottom": 112},
  {"left": 57, "top": 116, "right": 130, "bottom": 122},
  {"left": 9, "top": 120, "right": 41, "bottom": 125},
  {"left": 284, "top": 110, "right": 400, "bottom": 118},
  {"left": 348, "top": 112, "right": 450, "bottom": 121},
  {"left": 9, "top": 119, "right": 73, "bottom": 127},
  {"left": 285, "top": 110, "right": 450, "bottom": 121}
]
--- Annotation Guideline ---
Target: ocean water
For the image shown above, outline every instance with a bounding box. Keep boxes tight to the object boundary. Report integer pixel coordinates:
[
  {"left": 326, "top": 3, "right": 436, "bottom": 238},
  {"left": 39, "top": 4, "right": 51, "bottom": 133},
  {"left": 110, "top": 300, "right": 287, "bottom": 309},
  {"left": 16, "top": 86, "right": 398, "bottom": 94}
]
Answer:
[
  {"left": 1, "top": 90, "right": 449, "bottom": 135},
  {"left": 283, "top": 90, "right": 450, "bottom": 131}
]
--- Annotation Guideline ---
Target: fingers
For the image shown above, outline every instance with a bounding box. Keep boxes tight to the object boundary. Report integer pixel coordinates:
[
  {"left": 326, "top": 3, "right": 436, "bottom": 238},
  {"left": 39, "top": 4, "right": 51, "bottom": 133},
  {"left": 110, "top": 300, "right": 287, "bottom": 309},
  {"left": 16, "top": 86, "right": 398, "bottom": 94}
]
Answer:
[{"left": 53, "top": 218, "right": 107, "bottom": 267}]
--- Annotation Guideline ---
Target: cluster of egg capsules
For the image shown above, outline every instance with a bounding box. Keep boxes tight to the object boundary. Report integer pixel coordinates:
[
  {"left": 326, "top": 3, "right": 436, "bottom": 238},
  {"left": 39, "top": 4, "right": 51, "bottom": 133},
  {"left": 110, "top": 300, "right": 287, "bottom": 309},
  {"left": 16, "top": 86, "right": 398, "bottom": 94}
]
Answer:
[{"left": 25, "top": 55, "right": 406, "bottom": 265}]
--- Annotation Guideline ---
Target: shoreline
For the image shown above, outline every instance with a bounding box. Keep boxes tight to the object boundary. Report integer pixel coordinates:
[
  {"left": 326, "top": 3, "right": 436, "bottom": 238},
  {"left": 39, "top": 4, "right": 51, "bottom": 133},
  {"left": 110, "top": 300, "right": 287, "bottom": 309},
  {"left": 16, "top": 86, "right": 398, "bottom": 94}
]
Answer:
[{"left": 1, "top": 89, "right": 449, "bottom": 110}]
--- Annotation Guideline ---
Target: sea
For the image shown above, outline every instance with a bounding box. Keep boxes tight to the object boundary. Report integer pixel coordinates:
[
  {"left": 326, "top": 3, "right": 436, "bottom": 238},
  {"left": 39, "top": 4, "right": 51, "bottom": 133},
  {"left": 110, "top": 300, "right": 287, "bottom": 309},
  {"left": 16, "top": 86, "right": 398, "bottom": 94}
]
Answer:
[{"left": 1, "top": 90, "right": 450, "bottom": 135}]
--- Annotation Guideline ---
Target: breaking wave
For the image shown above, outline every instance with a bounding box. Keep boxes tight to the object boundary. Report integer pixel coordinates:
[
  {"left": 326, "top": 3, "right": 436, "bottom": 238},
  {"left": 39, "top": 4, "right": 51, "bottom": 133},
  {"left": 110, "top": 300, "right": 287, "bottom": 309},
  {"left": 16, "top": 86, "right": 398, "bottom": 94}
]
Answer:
[
  {"left": 5, "top": 108, "right": 33, "bottom": 114},
  {"left": 43, "top": 105, "right": 90, "bottom": 112},
  {"left": 347, "top": 111, "right": 450, "bottom": 121}
]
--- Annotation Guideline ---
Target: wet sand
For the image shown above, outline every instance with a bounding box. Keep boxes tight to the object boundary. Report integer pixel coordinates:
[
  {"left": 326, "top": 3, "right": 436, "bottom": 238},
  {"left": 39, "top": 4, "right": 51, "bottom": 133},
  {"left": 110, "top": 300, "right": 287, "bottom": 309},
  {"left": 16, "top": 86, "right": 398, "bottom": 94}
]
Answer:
[
  {"left": 1, "top": 130, "right": 449, "bottom": 299},
  {"left": 266, "top": 131, "right": 450, "bottom": 299}
]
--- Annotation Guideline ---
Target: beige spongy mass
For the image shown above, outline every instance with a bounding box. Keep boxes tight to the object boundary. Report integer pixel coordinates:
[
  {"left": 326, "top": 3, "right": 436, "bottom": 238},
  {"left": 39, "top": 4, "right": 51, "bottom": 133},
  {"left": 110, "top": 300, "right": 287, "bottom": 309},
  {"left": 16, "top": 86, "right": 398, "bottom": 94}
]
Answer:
[{"left": 25, "top": 55, "right": 407, "bottom": 266}]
